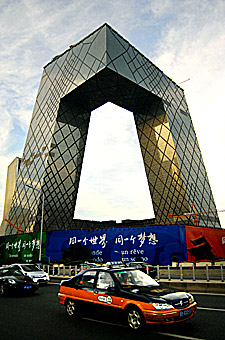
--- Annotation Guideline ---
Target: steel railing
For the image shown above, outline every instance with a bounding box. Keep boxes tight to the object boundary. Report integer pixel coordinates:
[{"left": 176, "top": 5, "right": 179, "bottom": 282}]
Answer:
[{"left": 43, "top": 263, "right": 225, "bottom": 282}]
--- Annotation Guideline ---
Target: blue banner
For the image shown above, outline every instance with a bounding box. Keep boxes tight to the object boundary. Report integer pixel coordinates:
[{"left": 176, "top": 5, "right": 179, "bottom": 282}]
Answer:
[{"left": 46, "top": 225, "right": 187, "bottom": 265}]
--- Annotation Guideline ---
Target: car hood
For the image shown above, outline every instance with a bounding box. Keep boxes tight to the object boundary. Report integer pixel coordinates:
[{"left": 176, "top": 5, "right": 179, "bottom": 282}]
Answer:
[{"left": 124, "top": 284, "right": 190, "bottom": 303}]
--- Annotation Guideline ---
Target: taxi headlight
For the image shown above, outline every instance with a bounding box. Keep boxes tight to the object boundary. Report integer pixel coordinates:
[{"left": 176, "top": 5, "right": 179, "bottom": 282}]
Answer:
[
  {"left": 152, "top": 303, "right": 174, "bottom": 310},
  {"left": 8, "top": 279, "right": 16, "bottom": 284},
  {"left": 188, "top": 294, "right": 195, "bottom": 304}
]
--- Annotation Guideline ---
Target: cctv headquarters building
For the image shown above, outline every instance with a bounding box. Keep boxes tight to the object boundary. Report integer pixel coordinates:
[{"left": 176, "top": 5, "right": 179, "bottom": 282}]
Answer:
[
  {"left": 1, "top": 24, "right": 223, "bottom": 266},
  {"left": 2, "top": 23, "right": 221, "bottom": 236}
]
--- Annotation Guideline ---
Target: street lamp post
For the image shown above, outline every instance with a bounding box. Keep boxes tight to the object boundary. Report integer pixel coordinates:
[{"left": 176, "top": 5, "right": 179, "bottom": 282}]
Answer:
[
  {"left": 25, "top": 184, "right": 44, "bottom": 262},
  {"left": 39, "top": 193, "right": 44, "bottom": 262}
]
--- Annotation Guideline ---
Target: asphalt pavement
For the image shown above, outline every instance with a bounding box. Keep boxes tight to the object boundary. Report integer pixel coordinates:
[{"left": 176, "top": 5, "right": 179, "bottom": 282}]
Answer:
[{"left": 0, "top": 284, "right": 225, "bottom": 340}]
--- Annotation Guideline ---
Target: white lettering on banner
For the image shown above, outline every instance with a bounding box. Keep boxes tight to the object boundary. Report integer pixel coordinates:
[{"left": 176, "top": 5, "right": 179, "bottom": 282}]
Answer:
[
  {"left": 93, "top": 256, "right": 104, "bottom": 263},
  {"left": 130, "top": 249, "right": 144, "bottom": 255},
  {"left": 83, "top": 237, "right": 88, "bottom": 246},
  {"left": 115, "top": 232, "right": 158, "bottom": 248},
  {"left": 121, "top": 250, "right": 128, "bottom": 255},
  {"left": 18, "top": 240, "right": 21, "bottom": 251},
  {"left": 32, "top": 239, "right": 36, "bottom": 250},
  {"left": 69, "top": 236, "right": 77, "bottom": 245},
  {"left": 115, "top": 234, "right": 124, "bottom": 245},
  {"left": 120, "top": 250, "right": 148, "bottom": 262},
  {"left": 148, "top": 233, "right": 158, "bottom": 245},
  {"left": 91, "top": 250, "right": 103, "bottom": 256},
  {"left": 130, "top": 235, "right": 136, "bottom": 244},
  {"left": 99, "top": 234, "right": 107, "bottom": 248},
  {"left": 138, "top": 232, "right": 146, "bottom": 247},
  {"left": 69, "top": 234, "right": 108, "bottom": 249},
  {"left": 5, "top": 239, "right": 40, "bottom": 251},
  {"left": 89, "top": 236, "right": 98, "bottom": 245},
  {"left": 68, "top": 232, "right": 158, "bottom": 249},
  {"left": 122, "top": 257, "right": 129, "bottom": 262}
]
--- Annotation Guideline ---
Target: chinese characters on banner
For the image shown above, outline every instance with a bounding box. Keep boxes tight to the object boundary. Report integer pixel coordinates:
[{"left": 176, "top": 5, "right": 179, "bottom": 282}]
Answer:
[
  {"left": 5, "top": 239, "right": 40, "bottom": 252},
  {"left": 69, "top": 233, "right": 109, "bottom": 248},
  {"left": 69, "top": 231, "right": 158, "bottom": 248},
  {"left": 68, "top": 231, "right": 159, "bottom": 263},
  {"left": 1, "top": 232, "right": 46, "bottom": 263}
]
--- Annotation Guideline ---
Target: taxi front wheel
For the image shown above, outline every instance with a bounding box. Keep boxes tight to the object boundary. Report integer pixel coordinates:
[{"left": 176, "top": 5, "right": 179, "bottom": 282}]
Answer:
[
  {"left": 127, "top": 307, "right": 145, "bottom": 330},
  {"left": 66, "top": 299, "right": 78, "bottom": 317}
]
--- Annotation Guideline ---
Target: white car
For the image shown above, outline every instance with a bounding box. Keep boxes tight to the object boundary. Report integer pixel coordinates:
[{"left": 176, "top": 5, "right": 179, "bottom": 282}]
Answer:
[{"left": 9, "top": 264, "right": 49, "bottom": 284}]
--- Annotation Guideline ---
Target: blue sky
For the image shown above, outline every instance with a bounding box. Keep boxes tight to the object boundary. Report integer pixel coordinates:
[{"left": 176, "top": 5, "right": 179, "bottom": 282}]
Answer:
[{"left": 0, "top": 0, "right": 225, "bottom": 227}]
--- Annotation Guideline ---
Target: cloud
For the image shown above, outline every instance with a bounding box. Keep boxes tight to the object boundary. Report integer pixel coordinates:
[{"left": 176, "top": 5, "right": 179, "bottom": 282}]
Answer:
[
  {"left": 74, "top": 103, "right": 154, "bottom": 221},
  {"left": 0, "top": 0, "right": 224, "bottom": 227},
  {"left": 150, "top": 0, "right": 225, "bottom": 227}
]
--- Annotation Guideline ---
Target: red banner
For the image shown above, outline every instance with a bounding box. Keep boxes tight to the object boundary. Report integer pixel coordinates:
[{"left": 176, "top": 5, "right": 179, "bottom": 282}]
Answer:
[{"left": 185, "top": 226, "right": 225, "bottom": 262}]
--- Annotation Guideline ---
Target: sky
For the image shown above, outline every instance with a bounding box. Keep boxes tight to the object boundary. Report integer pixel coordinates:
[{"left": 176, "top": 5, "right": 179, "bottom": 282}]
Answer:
[{"left": 0, "top": 0, "right": 225, "bottom": 227}]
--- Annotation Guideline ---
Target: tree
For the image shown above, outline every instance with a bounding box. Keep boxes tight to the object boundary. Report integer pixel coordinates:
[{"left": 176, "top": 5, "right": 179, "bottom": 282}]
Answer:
[{"left": 60, "top": 243, "right": 92, "bottom": 265}]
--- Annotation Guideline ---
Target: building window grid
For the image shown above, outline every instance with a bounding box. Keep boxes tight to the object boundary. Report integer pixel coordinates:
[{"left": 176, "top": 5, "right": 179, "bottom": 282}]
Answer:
[{"left": 6, "top": 24, "right": 221, "bottom": 234}]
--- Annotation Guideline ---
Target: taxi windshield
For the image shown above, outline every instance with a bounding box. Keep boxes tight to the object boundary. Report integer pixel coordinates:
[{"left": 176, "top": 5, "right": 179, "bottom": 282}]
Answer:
[{"left": 114, "top": 269, "right": 159, "bottom": 287}]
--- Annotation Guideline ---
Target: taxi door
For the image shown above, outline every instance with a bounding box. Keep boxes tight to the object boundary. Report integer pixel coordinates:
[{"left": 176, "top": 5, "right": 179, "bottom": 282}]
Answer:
[
  {"left": 93, "top": 271, "right": 123, "bottom": 311},
  {"left": 74, "top": 270, "right": 97, "bottom": 306}
]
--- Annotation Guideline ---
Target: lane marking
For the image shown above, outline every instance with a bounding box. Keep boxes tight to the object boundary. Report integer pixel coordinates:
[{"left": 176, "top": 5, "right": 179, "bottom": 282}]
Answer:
[
  {"left": 153, "top": 331, "right": 205, "bottom": 340},
  {"left": 193, "top": 293, "right": 225, "bottom": 296},
  {"left": 83, "top": 317, "right": 205, "bottom": 339},
  {"left": 198, "top": 307, "right": 225, "bottom": 312},
  {"left": 82, "top": 317, "right": 126, "bottom": 328}
]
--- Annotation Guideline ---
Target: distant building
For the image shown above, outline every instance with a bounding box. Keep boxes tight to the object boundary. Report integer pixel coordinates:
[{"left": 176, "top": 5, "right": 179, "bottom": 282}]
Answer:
[
  {"left": 1, "top": 157, "right": 21, "bottom": 236},
  {"left": 2, "top": 24, "right": 221, "bottom": 235}
]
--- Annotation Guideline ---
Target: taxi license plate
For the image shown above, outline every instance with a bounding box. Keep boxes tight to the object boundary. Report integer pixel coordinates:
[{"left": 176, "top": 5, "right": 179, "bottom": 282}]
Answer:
[
  {"left": 179, "top": 308, "right": 191, "bottom": 318},
  {"left": 24, "top": 286, "right": 32, "bottom": 289}
]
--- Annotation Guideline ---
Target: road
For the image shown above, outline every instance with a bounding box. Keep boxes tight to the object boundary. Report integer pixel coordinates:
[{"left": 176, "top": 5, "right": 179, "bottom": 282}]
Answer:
[{"left": 0, "top": 284, "right": 224, "bottom": 340}]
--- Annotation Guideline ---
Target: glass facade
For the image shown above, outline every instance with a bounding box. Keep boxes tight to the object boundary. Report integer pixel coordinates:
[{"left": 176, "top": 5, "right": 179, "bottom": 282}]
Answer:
[{"left": 5, "top": 23, "right": 221, "bottom": 235}]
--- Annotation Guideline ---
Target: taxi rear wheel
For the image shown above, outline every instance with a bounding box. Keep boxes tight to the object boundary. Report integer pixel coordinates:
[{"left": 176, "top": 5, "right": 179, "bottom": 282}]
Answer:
[
  {"left": 66, "top": 299, "right": 78, "bottom": 317},
  {"left": 127, "top": 307, "right": 145, "bottom": 330}
]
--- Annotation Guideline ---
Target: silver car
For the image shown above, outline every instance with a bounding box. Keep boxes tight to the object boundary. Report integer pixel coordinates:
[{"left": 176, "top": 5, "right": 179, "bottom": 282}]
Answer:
[{"left": 9, "top": 264, "right": 49, "bottom": 284}]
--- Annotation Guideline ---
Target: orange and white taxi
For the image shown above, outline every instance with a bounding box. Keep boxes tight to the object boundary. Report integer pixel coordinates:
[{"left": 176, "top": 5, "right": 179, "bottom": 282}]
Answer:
[{"left": 58, "top": 266, "right": 197, "bottom": 330}]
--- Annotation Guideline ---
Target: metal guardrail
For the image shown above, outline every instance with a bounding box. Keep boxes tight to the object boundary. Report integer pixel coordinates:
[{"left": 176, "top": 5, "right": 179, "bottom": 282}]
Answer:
[
  {"left": 156, "top": 263, "right": 224, "bottom": 282},
  {"left": 43, "top": 263, "right": 225, "bottom": 282},
  {"left": 43, "top": 264, "right": 85, "bottom": 277}
]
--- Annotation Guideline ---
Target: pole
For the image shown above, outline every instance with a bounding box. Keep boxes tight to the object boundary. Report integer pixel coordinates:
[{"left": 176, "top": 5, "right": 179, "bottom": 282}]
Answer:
[{"left": 39, "top": 193, "right": 44, "bottom": 262}]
